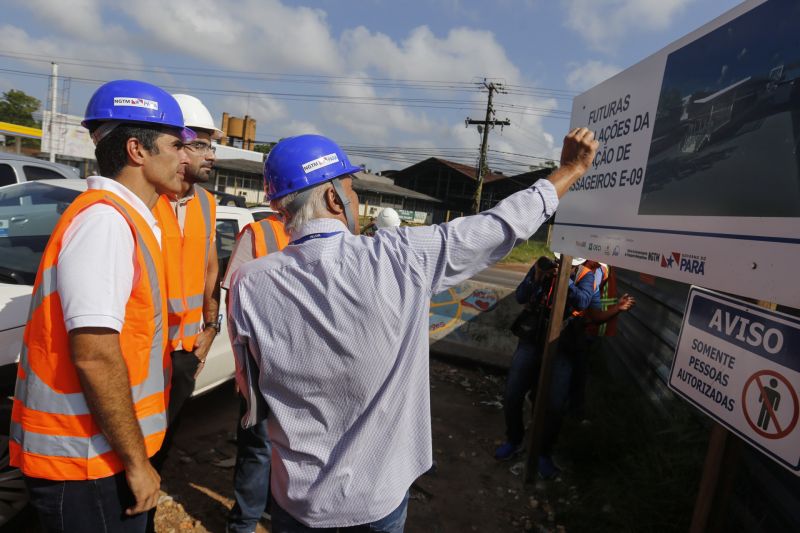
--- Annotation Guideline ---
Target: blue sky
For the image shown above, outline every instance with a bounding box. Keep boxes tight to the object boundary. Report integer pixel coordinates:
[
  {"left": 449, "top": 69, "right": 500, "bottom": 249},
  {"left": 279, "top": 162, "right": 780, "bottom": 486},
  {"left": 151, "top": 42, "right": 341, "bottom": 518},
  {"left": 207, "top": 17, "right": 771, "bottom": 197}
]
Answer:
[{"left": 0, "top": 0, "right": 743, "bottom": 173}]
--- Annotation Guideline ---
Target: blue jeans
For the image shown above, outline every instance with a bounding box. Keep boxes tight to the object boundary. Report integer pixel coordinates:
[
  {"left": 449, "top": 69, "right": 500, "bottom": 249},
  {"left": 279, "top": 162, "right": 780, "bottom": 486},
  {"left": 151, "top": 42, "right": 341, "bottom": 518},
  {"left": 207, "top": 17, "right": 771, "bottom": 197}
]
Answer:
[
  {"left": 25, "top": 471, "right": 147, "bottom": 532},
  {"left": 227, "top": 398, "right": 272, "bottom": 533},
  {"left": 503, "top": 340, "right": 573, "bottom": 454},
  {"left": 270, "top": 491, "right": 409, "bottom": 533}
]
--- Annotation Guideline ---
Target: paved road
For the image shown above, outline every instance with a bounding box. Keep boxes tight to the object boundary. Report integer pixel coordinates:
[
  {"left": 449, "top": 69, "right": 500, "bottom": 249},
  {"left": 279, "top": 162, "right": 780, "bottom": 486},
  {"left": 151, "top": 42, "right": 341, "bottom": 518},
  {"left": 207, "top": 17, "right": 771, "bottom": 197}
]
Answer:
[{"left": 470, "top": 264, "right": 527, "bottom": 288}]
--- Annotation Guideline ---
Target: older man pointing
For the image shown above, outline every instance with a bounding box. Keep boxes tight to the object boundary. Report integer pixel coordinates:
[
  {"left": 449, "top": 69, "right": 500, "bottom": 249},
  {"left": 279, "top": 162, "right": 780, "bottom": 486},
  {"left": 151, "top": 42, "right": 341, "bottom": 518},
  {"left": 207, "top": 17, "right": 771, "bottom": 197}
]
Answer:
[{"left": 228, "top": 129, "right": 598, "bottom": 532}]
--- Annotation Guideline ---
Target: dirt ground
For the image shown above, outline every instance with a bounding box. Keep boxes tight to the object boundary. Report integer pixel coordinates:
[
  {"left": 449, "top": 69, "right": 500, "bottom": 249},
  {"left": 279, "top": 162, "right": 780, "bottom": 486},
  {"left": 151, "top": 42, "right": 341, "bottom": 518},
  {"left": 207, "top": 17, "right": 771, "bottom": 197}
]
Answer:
[{"left": 153, "top": 358, "right": 566, "bottom": 533}]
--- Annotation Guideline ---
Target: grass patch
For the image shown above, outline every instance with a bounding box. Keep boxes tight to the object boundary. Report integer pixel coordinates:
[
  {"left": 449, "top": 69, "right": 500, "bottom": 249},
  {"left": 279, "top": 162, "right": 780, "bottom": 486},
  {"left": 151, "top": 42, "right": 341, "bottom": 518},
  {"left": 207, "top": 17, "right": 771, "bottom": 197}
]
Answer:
[
  {"left": 550, "top": 345, "right": 709, "bottom": 532},
  {"left": 500, "top": 240, "right": 553, "bottom": 264}
]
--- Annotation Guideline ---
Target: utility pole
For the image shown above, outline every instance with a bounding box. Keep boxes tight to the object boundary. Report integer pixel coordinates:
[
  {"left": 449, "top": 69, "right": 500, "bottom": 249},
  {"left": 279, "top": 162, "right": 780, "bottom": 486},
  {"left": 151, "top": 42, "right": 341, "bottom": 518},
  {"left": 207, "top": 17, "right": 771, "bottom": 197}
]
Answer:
[
  {"left": 48, "top": 62, "right": 58, "bottom": 163},
  {"left": 466, "top": 80, "right": 510, "bottom": 213}
]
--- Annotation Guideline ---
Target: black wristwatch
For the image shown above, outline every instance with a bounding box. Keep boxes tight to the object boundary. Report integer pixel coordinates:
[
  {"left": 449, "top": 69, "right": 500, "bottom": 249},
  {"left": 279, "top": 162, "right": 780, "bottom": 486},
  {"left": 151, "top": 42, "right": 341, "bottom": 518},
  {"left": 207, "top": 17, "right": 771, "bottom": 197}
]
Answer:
[{"left": 204, "top": 314, "right": 223, "bottom": 332}]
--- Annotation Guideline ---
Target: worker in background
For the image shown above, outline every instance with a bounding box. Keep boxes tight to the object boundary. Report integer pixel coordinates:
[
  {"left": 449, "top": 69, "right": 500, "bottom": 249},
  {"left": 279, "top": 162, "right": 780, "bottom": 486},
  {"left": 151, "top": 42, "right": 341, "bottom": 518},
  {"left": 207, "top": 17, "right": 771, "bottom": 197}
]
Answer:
[
  {"left": 360, "top": 216, "right": 378, "bottom": 236},
  {"left": 568, "top": 259, "right": 613, "bottom": 419},
  {"left": 227, "top": 129, "right": 598, "bottom": 530},
  {"left": 10, "top": 80, "right": 194, "bottom": 531},
  {"left": 152, "top": 94, "right": 222, "bottom": 438},
  {"left": 375, "top": 207, "right": 401, "bottom": 231},
  {"left": 496, "top": 253, "right": 634, "bottom": 479},
  {"left": 221, "top": 212, "right": 289, "bottom": 533},
  {"left": 148, "top": 94, "right": 223, "bottom": 529}
]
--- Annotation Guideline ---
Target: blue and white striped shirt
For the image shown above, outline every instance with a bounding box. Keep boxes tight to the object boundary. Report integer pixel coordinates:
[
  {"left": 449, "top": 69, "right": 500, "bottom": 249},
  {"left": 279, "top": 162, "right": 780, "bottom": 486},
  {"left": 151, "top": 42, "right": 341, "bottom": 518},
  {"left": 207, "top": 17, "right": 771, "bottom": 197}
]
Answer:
[{"left": 227, "top": 179, "right": 558, "bottom": 527}]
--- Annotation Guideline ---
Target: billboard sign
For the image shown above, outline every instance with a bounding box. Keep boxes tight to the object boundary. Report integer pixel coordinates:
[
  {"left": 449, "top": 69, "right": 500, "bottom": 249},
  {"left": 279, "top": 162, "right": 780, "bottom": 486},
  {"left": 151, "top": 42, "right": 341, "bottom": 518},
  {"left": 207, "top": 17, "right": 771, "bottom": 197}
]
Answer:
[
  {"left": 551, "top": 0, "right": 800, "bottom": 307},
  {"left": 670, "top": 287, "right": 800, "bottom": 474}
]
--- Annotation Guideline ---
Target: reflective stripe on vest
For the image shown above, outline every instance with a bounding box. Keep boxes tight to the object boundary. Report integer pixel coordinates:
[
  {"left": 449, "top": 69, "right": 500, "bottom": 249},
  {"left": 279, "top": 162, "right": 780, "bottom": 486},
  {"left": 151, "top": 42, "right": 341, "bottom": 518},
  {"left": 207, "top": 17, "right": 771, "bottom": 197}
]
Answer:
[
  {"left": 154, "top": 185, "right": 215, "bottom": 351},
  {"left": 249, "top": 218, "right": 289, "bottom": 258},
  {"left": 10, "top": 190, "right": 169, "bottom": 481}
]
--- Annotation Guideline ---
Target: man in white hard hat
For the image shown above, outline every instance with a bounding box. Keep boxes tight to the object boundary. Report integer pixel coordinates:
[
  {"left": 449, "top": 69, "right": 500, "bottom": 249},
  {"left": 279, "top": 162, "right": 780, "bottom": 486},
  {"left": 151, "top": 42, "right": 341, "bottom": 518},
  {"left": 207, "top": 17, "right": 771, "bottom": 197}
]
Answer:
[
  {"left": 375, "top": 207, "right": 401, "bottom": 230},
  {"left": 151, "top": 94, "right": 223, "bottom": 468}
]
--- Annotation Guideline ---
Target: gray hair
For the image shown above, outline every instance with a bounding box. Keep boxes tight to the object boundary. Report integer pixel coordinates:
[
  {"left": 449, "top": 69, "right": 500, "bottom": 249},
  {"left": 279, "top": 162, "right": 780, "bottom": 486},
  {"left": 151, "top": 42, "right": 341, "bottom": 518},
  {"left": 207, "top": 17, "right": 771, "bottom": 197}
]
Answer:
[{"left": 270, "top": 183, "right": 330, "bottom": 233}]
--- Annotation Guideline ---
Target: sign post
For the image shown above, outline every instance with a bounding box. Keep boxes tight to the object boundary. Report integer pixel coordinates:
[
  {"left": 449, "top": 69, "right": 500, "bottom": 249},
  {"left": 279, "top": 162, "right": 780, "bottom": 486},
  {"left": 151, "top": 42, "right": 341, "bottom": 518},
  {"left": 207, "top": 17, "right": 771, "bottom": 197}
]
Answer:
[{"left": 523, "top": 253, "right": 573, "bottom": 483}]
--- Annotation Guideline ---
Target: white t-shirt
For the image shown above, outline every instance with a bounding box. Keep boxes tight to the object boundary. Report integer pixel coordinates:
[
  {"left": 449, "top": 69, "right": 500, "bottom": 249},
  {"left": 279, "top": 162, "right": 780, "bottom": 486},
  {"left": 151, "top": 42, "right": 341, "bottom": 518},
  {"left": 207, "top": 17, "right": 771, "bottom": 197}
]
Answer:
[{"left": 58, "top": 176, "right": 161, "bottom": 332}]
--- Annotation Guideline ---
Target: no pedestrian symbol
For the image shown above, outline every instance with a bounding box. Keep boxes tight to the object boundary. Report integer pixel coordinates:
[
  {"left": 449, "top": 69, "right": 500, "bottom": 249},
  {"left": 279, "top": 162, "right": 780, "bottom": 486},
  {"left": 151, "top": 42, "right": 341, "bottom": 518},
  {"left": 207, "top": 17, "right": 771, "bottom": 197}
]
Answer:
[{"left": 742, "top": 370, "right": 799, "bottom": 440}]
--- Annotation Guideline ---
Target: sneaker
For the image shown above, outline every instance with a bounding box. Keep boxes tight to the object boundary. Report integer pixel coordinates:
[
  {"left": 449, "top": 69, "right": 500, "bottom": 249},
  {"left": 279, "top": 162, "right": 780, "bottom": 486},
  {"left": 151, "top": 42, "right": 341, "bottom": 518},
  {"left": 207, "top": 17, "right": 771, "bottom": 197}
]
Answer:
[
  {"left": 537, "top": 455, "right": 562, "bottom": 480},
  {"left": 494, "top": 441, "right": 523, "bottom": 461}
]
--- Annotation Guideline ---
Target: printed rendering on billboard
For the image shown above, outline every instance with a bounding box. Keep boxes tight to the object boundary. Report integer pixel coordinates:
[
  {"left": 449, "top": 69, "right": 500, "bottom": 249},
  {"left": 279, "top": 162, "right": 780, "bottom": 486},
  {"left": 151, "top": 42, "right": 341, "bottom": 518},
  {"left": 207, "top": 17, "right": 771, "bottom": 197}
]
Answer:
[{"left": 551, "top": 0, "right": 800, "bottom": 307}]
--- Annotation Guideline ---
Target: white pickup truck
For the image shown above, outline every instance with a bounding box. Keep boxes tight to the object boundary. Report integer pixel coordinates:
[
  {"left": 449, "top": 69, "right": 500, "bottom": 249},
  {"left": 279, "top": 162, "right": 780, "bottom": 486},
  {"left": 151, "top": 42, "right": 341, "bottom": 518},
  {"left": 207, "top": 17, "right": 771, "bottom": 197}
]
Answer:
[{"left": 0, "top": 179, "right": 256, "bottom": 526}]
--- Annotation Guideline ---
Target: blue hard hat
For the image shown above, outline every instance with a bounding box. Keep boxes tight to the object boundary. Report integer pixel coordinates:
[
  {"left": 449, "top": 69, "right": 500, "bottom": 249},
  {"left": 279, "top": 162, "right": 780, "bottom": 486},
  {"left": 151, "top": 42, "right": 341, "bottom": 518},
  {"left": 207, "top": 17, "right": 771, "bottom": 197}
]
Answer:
[
  {"left": 264, "top": 134, "right": 361, "bottom": 200},
  {"left": 82, "top": 80, "right": 194, "bottom": 142}
]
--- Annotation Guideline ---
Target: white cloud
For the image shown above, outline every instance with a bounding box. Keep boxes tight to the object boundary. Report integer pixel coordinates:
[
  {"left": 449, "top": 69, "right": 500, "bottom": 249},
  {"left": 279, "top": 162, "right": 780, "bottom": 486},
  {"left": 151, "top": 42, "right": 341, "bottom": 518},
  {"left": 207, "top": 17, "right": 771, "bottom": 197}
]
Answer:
[
  {"left": 319, "top": 77, "right": 436, "bottom": 141},
  {"left": 342, "top": 25, "right": 521, "bottom": 82},
  {"left": 118, "top": 0, "right": 340, "bottom": 73},
  {"left": 563, "top": 0, "right": 692, "bottom": 52},
  {"left": 566, "top": 60, "right": 622, "bottom": 91},
  {"left": 12, "top": 0, "right": 112, "bottom": 40},
  {"left": 280, "top": 120, "right": 322, "bottom": 138},
  {"left": 0, "top": 24, "right": 143, "bottom": 83},
  {"left": 219, "top": 94, "right": 288, "bottom": 124},
  {"left": 0, "top": 0, "right": 565, "bottom": 176}
]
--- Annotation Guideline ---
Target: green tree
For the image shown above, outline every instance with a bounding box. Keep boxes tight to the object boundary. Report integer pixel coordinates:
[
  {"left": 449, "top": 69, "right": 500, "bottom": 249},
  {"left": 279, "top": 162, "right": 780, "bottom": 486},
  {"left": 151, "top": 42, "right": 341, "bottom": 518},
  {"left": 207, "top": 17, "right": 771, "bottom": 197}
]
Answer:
[
  {"left": 0, "top": 89, "right": 41, "bottom": 127},
  {"left": 253, "top": 142, "right": 276, "bottom": 154},
  {"left": 0, "top": 89, "right": 42, "bottom": 150}
]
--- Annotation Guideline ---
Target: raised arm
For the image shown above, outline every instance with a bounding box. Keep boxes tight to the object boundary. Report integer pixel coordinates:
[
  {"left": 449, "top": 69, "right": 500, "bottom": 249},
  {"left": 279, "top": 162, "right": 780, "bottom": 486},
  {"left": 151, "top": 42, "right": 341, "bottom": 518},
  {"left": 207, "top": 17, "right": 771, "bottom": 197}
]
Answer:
[
  {"left": 547, "top": 127, "right": 599, "bottom": 198},
  {"left": 405, "top": 128, "right": 598, "bottom": 295}
]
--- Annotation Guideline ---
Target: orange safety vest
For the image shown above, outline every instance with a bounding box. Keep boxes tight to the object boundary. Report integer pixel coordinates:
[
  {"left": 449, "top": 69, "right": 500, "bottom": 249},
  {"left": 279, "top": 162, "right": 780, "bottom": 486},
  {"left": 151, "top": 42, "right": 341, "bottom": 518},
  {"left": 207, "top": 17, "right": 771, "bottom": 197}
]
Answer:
[
  {"left": 571, "top": 263, "right": 609, "bottom": 318},
  {"left": 10, "top": 189, "right": 169, "bottom": 480},
  {"left": 153, "top": 186, "right": 216, "bottom": 352},
  {"left": 247, "top": 216, "right": 289, "bottom": 258}
]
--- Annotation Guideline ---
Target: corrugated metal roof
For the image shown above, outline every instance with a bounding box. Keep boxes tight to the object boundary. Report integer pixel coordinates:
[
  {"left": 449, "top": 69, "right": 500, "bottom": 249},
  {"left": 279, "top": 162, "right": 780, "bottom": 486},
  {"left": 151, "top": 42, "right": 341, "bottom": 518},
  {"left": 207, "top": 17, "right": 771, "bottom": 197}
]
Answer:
[
  {"left": 352, "top": 173, "right": 442, "bottom": 203},
  {"left": 396, "top": 157, "right": 506, "bottom": 183}
]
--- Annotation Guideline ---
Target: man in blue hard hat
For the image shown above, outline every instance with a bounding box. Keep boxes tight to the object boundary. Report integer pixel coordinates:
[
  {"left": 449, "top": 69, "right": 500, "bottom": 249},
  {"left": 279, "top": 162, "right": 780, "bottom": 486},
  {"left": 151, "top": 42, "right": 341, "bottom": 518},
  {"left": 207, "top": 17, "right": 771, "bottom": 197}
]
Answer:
[
  {"left": 227, "top": 129, "right": 598, "bottom": 531},
  {"left": 13, "top": 79, "right": 193, "bottom": 532}
]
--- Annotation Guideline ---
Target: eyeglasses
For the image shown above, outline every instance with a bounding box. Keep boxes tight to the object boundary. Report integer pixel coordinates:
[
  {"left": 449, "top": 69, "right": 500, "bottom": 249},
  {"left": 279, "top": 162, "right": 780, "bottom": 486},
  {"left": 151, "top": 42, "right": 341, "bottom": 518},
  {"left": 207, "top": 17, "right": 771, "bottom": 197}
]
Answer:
[{"left": 184, "top": 141, "right": 217, "bottom": 155}]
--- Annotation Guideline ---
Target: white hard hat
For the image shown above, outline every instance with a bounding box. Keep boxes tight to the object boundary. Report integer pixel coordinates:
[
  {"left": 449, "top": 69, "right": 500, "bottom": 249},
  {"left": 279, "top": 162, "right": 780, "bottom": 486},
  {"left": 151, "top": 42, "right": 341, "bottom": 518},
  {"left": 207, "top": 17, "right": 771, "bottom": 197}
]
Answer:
[
  {"left": 172, "top": 94, "right": 223, "bottom": 140},
  {"left": 553, "top": 251, "right": 586, "bottom": 266},
  {"left": 375, "top": 207, "right": 401, "bottom": 229}
]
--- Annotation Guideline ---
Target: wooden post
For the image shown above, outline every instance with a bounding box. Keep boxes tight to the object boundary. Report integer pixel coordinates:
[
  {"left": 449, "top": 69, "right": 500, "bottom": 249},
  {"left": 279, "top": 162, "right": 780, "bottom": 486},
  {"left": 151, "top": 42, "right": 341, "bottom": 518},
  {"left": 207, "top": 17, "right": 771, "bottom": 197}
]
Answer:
[
  {"left": 523, "top": 253, "right": 573, "bottom": 483},
  {"left": 689, "top": 299, "right": 776, "bottom": 532},
  {"left": 445, "top": 210, "right": 451, "bottom": 222}
]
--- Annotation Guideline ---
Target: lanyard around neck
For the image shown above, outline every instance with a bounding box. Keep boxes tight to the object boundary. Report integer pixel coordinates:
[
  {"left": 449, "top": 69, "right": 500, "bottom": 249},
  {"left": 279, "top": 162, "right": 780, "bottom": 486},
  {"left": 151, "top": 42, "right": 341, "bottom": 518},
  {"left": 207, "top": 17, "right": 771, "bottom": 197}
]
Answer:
[{"left": 289, "top": 231, "right": 343, "bottom": 246}]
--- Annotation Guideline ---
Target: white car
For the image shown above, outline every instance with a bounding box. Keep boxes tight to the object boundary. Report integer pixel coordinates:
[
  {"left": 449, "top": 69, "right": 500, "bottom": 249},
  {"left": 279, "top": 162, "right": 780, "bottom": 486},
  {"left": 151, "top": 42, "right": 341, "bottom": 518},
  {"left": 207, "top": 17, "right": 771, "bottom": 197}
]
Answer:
[
  {"left": 0, "top": 153, "right": 81, "bottom": 185},
  {"left": 0, "top": 179, "right": 254, "bottom": 526},
  {"left": 248, "top": 204, "right": 282, "bottom": 222}
]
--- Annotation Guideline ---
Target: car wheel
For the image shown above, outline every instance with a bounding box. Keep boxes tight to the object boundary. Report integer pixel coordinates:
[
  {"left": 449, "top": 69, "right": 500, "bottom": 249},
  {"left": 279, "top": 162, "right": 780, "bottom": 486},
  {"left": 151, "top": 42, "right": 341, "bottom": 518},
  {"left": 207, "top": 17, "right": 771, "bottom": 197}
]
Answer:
[{"left": 0, "top": 404, "right": 27, "bottom": 528}]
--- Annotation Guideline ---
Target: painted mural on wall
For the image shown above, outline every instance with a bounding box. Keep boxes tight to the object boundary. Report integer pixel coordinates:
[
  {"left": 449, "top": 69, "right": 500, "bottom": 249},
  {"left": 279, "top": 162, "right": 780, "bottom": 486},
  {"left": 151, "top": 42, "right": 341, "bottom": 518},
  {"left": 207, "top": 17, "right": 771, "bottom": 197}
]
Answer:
[
  {"left": 429, "top": 281, "right": 522, "bottom": 362},
  {"left": 429, "top": 284, "right": 500, "bottom": 335}
]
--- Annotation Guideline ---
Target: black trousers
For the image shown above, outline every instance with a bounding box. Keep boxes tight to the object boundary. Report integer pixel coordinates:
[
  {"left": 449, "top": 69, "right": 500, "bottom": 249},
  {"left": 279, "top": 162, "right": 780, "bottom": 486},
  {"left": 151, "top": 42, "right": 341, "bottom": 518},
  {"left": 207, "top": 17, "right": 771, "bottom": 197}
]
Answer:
[{"left": 26, "top": 471, "right": 147, "bottom": 533}]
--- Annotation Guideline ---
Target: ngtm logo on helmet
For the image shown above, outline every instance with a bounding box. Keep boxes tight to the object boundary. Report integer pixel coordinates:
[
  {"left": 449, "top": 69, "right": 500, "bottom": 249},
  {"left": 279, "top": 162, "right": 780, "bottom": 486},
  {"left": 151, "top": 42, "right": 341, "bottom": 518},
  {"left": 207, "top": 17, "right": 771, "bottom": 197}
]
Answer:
[
  {"left": 302, "top": 153, "right": 340, "bottom": 174},
  {"left": 113, "top": 97, "right": 159, "bottom": 110}
]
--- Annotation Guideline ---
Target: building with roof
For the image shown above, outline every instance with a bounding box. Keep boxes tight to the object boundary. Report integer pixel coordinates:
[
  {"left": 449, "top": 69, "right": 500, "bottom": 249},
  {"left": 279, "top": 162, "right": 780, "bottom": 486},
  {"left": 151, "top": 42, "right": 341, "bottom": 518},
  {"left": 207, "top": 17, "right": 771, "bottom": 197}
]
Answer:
[
  {"left": 390, "top": 157, "right": 506, "bottom": 219},
  {"left": 209, "top": 158, "right": 442, "bottom": 222},
  {"left": 481, "top": 167, "right": 553, "bottom": 209}
]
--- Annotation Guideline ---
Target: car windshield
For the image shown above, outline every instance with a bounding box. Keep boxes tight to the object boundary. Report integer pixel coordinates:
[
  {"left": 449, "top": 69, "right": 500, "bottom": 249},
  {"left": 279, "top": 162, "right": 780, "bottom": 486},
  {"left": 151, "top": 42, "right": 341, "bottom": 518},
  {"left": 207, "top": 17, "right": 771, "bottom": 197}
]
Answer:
[{"left": 0, "top": 182, "right": 81, "bottom": 285}]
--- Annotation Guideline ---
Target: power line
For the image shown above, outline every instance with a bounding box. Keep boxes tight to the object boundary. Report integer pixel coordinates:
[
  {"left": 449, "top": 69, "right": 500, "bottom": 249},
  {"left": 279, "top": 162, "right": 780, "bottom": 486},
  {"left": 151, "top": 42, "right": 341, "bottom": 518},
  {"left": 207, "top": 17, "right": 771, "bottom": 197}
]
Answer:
[
  {"left": 0, "top": 66, "right": 569, "bottom": 119},
  {"left": 0, "top": 50, "right": 577, "bottom": 98}
]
